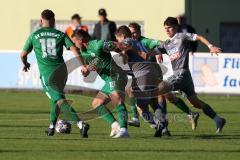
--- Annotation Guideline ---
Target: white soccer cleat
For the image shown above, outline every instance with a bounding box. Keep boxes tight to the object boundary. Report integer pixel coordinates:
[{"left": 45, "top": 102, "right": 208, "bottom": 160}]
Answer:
[
  {"left": 188, "top": 112, "right": 200, "bottom": 130},
  {"left": 128, "top": 117, "right": 140, "bottom": 127},
  {"left": 110, "top": 121, "right": 120, "bottom": 137},
  {"left": 113, "top": 128, "right": 129, "bottom": 138}
]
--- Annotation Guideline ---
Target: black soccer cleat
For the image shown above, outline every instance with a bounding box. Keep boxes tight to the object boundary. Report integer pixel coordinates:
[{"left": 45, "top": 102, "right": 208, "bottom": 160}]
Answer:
[
  {"left": 80, "top": 122, "right": 90, "bottom": 138},
  {"left": 162, "top": 127, "right": 171, "bottom": 137},
  {"left": 216, "top": 118, "right": 226, "bottom": 133},
  {"left": 154, "top": 122, "right": 163, "bottom": 137},
  {"left": 45, "top": 128, "right": 55, "bottom": 136}
]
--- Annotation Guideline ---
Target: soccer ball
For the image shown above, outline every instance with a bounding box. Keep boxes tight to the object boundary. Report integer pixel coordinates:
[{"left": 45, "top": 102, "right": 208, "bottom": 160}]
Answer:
[{"left": 55, "top": 120, "right": 71, "bottom": 134}]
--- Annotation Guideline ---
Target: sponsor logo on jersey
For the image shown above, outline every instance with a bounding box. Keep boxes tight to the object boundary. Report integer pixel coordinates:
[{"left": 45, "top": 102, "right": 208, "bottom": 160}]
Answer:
[{"left": 169, "top": 52, "right": 181, "bottom": 61}]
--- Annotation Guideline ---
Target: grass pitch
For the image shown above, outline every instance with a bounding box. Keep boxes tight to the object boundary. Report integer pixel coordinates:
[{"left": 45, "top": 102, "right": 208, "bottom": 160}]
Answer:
[{"left": 0, "top": 90, "right": 239, "bottom": 160}]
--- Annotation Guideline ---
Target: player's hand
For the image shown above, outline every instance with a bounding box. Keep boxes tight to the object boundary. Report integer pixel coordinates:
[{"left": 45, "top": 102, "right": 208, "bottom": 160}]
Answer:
[
  {"left": 81, "top": 65, "right": 90, "bottom": 77},
  {"left": 210, "top": 46, "right": 222, "bottom": 56},
  {"left": 23, "top": 62, "right": 30, "bottom": 72},
  {"left": 156, "top": 55, "right": 163, "bottom": 63}
]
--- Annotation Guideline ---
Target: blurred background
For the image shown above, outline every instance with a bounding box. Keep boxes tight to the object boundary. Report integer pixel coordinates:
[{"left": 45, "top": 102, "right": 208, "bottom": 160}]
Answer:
[{"left": 0, "top": 0, "right": 240, "bottom": 95}]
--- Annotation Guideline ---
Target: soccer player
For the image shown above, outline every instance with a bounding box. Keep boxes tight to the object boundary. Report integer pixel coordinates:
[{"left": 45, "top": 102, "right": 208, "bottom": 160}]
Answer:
[
  {"left": 73, "top": 29, "right": 129, "bottom": 138},
  {"left": 153, "top": 17, "right": 226, "bottom": 133},
  {"left": 114, "top": 26, "right": 168, "bottom": 137},
  {"left": 21, "top": 9, "right": 90, "bottom": 137},
  {"left": 128, "top": 22, "right": 200, "bottom": 131}
]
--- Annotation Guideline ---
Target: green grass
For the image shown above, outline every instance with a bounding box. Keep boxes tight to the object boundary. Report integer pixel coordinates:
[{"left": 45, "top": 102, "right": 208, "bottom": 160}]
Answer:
[{"left": 0, "top": 90, "right": 239, "bottom": 160}]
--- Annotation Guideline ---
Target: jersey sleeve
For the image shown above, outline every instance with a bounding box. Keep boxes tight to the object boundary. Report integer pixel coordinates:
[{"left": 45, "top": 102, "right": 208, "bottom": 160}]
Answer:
[
  {"left": 153, "top": 42, "right": 166, "bottom": 55},
  {"left": 64, "top": 34, "right": 75, "bottom": 49},
  {"left": 142, "top": 38, "right": 161, "bottom": 49},
  {"left": 23, "top": 34, "right": 33, "bottom": 53},
  {"left": 183, "top": 33, "right": 197, "bottom": 41}
]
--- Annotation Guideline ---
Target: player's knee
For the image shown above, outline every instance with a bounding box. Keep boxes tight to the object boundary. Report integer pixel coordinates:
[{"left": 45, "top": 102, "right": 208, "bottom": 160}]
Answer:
[{"left": 56, "top": 99, "right": 65, "bottom": 107}]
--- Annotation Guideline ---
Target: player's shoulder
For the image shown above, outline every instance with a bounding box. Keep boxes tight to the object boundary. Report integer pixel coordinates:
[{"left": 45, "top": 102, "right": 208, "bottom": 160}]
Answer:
[{"left": 89, "top": 40, "right": 104, "bottom": 51}]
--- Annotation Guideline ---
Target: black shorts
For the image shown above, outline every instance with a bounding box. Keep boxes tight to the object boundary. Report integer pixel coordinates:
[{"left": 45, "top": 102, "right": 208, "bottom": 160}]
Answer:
[{"left": 167, "top": 69, "right": 196, "bottom": 98}]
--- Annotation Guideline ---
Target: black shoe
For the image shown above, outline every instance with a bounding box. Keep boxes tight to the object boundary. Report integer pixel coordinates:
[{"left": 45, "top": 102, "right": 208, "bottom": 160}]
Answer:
[
  {"left": 154, "top": 122, "right": 163, "bottom": 137},
  {"left": 216, "top": 118, "right": 226, "bottom": 133},
  {"left": 162, "top": 128, "right": 171, "bottom": 137},
  {"left": 45, "top": 128, "right": 55, "bottom": 136},
  {"left": 80, "top": 123, "right": 90, "bottom": 138}
]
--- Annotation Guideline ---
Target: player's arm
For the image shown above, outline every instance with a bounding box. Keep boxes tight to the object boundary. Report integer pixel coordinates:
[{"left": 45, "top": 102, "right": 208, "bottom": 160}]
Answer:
[
  {"left": 185, "top": 33, "right": 222, "bottom": 55},
  {"left": 195, "top": 35, "right": 222, "bottom": 55},
  {"left": 21, "top": 51, "right": 31, "bottom": 72},
  {"left": 64, "top": 34, "right": 93, "bottom": 77},
  {"left": 21, "top": 34, "right": 33, "bottom": 72}
]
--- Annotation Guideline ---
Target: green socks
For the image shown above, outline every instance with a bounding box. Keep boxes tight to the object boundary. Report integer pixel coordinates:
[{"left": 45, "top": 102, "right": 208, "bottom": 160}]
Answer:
[
  {"left": 60, "top": 102, "right": 80, "bottom": 123},
  {"left": 96, "top": 105, "right": 116, "bottom": 124},
  {"left": 116, "top": 103, "right": 128, "bottom": 128},
  {"left": 173, "top": 98, "right": 190, "bottom": 114},
  {"left": 50, "top": 101, "right": 58, "bottom": 125}
]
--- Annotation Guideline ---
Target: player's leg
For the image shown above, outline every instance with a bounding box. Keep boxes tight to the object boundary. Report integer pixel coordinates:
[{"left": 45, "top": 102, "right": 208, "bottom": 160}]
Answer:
[
  {"left": 149, "top": 97, "right": 169, "bottom": 137},
  {"left": 158, "top": 95, "right": 167, "bottom": 114},
  {"left": 165, "top": 92, "right": 199, "bottom": 130},
  {"left": 187, "top": 95, "right": 226, "bottom": 133},
  {"left": 127, "top": 87, "right": 140, "bottom": 127},
  {"left": 182, "top": 70, "right": 225, "bottom": 133},
  {"left": 42, "top": 73, "right": 89, "bottom": 137},
  {"left": 92, "top": 92, "right": 121, "bottom": 137}
]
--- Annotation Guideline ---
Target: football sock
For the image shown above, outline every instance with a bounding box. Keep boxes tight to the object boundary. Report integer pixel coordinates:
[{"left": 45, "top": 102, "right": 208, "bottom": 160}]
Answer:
[
  {"left": 159, "top": 97, "right": 167, "bottom": 114},
  {"left": 202, "top": 104, "right": 217, "bottom": 119},
  {"left": 129, "top": 97, "right": 138, "bottom": 118},
  {"left": 60, "top": 102, "right": 80, "bottom": 123},
  {"left": 96, "top": 105, "right": 116, "bottom": 124},
  {"left": 49, "top": 101, "right": 58, "bottom": 126},
  {"left": 115, "top": 103, "right": 128, "bottom": 128},
  {"left": 213, "top": 115, "right": 222, "bottom": 124},
  {"left": 141, "top": 111, "right": 155, "bottom": 124},
  {"left": 173, "top": 98, "right": 190, "bottom": 114}
]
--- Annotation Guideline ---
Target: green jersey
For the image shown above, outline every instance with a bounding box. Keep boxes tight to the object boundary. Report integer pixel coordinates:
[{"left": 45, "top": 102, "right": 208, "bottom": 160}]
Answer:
[
  {"left": 23, "top": 27, "right": 74, "bottom": 75},
  {"left": 80, "top": 40, "right": 122, "bottom": 81},
  {"left": 139, "top": 36, "right": 160, "bottom": 62}
]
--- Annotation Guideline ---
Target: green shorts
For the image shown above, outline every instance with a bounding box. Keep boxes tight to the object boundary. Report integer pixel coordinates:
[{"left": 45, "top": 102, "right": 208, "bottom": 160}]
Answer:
[
  {"left": 100, "top": 73, "right": 127, "bottom": 96},
  {"left": 40, "top": 71, "right": 67, "bottom": 102}
]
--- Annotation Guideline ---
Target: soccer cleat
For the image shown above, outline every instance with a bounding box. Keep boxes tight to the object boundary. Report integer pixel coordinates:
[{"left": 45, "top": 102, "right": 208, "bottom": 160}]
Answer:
[
  {"left": 154, "top": 122, "right": 163, "bottom": 137},
  {"left": 80, "top": 122, "right": 90, "bottom": 138},
  {"left": 188, "top": 112, "right": 200, "bottom": 130},
  {"left": 110, "top": 124, "right": 120, "bottom": 137},
  {"left": 162, "top": 127, "right": 171, "bottom": 137},
  {"left": 150, "top": 123, "right": 157, "bottom": 129},
  {"left": 216, "top": 118, "right": 226, "bottom": 133},
  {"left": 113, "top": 128, "right": 129, "bottom": 138},
  {"left": 45, "top": 128, "right": 55, "bottom": 136},
  {"left": 128, "top": 117, "right": 140, "bottom": 127}
]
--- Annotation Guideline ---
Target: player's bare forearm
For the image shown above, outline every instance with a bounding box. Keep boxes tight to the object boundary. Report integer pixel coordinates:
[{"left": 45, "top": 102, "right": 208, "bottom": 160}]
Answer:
[
  {"left": 196, "top": 35, "right": 222, "bottom": 55},
  {"left": 21, "top": 51, "right": 31, "bottom": 72}
]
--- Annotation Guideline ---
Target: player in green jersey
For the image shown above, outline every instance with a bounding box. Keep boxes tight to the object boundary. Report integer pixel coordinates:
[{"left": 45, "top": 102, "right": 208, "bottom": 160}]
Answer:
[
  {"left": 21, "top": 9, "right": 91, "bottom": 137},
  {"left": 127, "top": 22, "right": 200, "bottom": 131},
  {"left": 73, "top": 29, "right": 129, "bottom": 138}
]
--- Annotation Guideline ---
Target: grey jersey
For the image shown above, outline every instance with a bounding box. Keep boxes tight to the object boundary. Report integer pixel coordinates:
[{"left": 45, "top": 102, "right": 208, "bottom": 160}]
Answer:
[{"left": 155, "top": 33, "right": 197, "bottom": 71}]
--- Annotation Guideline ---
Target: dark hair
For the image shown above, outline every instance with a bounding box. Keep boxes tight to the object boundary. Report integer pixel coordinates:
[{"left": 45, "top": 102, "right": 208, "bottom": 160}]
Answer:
[
  {"left": 72, "top": 29, "right": 91, "bottom": 40},
  {"left": 71, "top": 14, "right": 81, "bottom": 21},
  {"left": 98, "top": 8, "right": 107, "bottom": 16},
  {"left": 164, "top": 17, "right": 179, "bottom": 27},
  {"left": 41, "top": 9, "right": 55, "bottom": 20},
  {"left": 128, "top": 22, "right": 141, "bottom": 33},
  {"left": 115, "top": 25, "right": 132, "bottom": 38}
]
